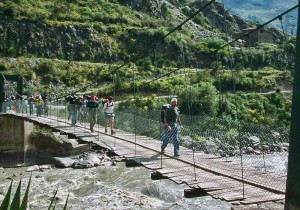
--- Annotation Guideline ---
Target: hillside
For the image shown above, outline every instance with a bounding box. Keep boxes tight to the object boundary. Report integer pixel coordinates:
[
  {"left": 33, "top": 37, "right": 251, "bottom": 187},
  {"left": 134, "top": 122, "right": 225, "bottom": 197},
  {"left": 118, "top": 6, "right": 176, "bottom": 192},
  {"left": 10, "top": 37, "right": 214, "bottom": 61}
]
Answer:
[
  {"left": 0, "top": 0, "right": 295, "bottom": 128},
  {"left": 0, "top": 0, "right": 261, "bottom": 65},
  {"left": 0, "top": 0, "right": 291, "bottom": 71}
]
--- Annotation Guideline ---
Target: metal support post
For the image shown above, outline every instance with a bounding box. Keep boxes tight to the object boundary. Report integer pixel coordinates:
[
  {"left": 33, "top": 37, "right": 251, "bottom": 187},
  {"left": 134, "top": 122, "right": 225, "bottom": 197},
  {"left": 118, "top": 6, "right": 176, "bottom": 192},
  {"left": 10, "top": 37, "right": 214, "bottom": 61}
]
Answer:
[{"left": 285, "top": 3, "right": 300, "bottom": 209}]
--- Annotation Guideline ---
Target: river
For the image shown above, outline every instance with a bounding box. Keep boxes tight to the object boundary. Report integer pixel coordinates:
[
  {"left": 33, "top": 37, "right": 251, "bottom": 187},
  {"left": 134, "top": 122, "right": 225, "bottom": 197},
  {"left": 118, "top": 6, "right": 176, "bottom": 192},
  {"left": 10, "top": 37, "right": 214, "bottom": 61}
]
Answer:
[{"left": 0, "top": 162, "right": 231, "bottom": 210}]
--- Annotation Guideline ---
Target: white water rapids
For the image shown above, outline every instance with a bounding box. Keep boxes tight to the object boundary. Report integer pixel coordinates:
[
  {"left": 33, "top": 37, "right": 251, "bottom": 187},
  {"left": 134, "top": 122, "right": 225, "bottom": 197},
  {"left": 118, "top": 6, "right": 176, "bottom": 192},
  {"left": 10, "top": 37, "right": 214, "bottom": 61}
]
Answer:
[{"left": 0, "top": 162, "right": 231, "bottom": 210}]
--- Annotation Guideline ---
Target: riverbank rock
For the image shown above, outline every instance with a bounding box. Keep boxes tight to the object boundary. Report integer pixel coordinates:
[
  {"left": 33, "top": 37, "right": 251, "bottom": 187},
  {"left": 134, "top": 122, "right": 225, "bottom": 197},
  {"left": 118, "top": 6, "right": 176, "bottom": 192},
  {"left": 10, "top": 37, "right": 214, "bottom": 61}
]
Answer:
[
  {"left": 39, "top": 165, "right": 51, "bottom": 170},
  {"left": 279, "top": 143, "right": 289, "bottom": 152},
  {"left": 181, "top": 136, "right": 193, "bottom": 147},
  {"left": 87, "top": 154, "right": 101, "bottom": 166},
  {"left": 73, "top": 160, "right": 94, "bottom": 169},
  {"left": 52, "top": 157, "right": 75, "bottom": 168},
  {"left": 202, "top": 138, "right": 218, "bottom": 154},
  {"left": 26, "top": 165, "right": 40, "bottom": 172},
  {"left": 248, "top": 136, "right": 260, "bottom": 147},
  {"left": 52, "top": 151, "right": 115, "bottom": 169}
]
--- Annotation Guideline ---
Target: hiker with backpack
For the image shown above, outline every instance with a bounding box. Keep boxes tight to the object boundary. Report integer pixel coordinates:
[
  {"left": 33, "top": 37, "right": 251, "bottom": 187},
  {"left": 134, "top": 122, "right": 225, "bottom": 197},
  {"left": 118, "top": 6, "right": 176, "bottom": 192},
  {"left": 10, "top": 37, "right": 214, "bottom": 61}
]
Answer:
[
  {"left": 87, "top": 95, "right": 99, "bottom": 132},
  {"left": 161, "top": 98, "right": 183, "bottom": 157},
  {"left": 103, "top": 96, "right": 115, "bottom": 134},
  {"left": 66, "top": 92, "right": 77, "bottom": 121},
  {"left": 101, "top": 97, "right": 108, "bottom": 108}
]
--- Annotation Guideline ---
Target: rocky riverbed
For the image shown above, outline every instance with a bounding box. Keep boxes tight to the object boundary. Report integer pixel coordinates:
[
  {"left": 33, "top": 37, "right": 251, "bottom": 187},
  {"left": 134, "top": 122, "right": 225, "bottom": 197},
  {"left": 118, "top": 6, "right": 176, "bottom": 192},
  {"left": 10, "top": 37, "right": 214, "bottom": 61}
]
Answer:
[
  {"left": 0, "top": 147, "right": 289, "bottom": 209},
  {"left": 0, "top": 154, "right": 232, "bottom": 210}
]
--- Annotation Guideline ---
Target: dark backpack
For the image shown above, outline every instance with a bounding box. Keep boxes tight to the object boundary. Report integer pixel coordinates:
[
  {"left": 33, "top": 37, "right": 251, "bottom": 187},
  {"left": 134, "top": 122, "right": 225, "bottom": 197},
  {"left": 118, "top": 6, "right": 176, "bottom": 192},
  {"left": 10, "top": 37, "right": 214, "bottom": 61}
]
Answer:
[
  {"left": 104, "top": 102, "right": 114, "bottom": 108},
  {"left": 102, "top": 100, "right": 107, "bottom": 107},
  {"left": 161, "top": 104, "right": 171, "bottom": 123}
]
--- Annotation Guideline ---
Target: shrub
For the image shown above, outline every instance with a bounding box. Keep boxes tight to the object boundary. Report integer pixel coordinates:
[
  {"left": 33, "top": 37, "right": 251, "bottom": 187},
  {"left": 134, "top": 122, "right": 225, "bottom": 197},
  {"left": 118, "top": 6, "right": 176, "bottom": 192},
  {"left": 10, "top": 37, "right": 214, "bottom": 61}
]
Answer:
[{"left": 177, "top": 82, "right": 219, "bottom": 116}]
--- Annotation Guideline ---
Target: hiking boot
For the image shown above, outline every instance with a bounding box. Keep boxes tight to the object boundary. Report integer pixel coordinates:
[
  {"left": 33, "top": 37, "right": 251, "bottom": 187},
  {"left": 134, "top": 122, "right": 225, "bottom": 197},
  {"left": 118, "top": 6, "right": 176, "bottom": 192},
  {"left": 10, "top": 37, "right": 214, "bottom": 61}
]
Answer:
[
  {"left": 174, "top": 153, "right": 180, "bottom": 157},
  {"left": 105, "top": 129, "right": 107, "bottom": 133},
  {"left": 111, "top": 130, "right": 115, "bottom": 135}
]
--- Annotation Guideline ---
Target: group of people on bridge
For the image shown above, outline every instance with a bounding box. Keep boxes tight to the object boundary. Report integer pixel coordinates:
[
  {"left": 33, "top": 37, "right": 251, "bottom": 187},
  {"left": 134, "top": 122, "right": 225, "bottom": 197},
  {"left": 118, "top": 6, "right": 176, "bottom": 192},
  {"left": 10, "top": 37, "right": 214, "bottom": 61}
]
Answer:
[
  {"left": 2, "top": 94, "right": 49, "bottom": 116},
  {"left": 66, "top": 93, "right": 115, "bottom": 134},
  {"left": 1, "top": 94, "right": 183, "bottom": 157}
]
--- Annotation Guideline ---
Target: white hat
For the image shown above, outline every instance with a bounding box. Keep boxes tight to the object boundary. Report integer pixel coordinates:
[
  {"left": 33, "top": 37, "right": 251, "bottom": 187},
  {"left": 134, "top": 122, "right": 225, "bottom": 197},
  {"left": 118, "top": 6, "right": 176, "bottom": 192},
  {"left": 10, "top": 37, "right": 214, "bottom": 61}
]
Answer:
[{"left": 171, "top": 98, "right": 177, "bottom": 103}]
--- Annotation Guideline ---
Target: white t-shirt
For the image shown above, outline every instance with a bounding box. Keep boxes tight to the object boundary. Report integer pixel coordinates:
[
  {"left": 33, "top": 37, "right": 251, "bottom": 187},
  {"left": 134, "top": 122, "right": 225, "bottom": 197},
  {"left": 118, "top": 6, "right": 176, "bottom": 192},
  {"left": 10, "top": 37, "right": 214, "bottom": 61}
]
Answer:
[{"left": 104, "top": 102, "right": 114, "bottom": 114}]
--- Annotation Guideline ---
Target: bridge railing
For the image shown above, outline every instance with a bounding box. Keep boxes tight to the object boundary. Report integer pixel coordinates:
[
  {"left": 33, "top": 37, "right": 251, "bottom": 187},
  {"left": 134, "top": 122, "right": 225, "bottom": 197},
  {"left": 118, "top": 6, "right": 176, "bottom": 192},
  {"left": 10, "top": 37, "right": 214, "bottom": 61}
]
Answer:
[
  {"left": 0, "top": 100, "right": 288, "bottom": 194},
  {"left": 113, "top": 106, "right": 288, "bottom": 193}
]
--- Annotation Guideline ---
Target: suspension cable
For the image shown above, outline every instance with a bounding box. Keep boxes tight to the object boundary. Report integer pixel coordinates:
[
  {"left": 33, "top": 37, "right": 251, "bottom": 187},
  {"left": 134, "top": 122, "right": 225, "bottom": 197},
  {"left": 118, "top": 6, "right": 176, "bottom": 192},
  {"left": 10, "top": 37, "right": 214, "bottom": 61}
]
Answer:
[
  {"left": 51, "top": 0, "right": 217, "bottom": 99},
  {"left": 221, "top": 0, "right": 245, "bottom": 198},
  {"left": 107, "top": 0, "right": 217, "bottom": 75},
  {"left": 216, "top": 4, "right": 299, "bottom": 52}
]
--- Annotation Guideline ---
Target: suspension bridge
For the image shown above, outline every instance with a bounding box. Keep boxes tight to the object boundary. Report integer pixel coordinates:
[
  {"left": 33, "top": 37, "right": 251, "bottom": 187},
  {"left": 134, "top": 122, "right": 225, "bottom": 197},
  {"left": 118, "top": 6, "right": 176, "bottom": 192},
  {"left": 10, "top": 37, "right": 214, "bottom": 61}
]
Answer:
[
  {"left": 1, "top": 0, "right": 300, "bottom": 208},
  {"left": 0, "top": 107, "right": 287, "bottom": 205}
]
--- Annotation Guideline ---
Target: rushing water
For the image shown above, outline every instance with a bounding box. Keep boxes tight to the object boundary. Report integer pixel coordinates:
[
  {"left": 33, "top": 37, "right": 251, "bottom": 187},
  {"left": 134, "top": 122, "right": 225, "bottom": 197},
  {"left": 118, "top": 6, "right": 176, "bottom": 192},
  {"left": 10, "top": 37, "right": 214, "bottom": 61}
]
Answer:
[
  {"left": 225, "top": 152, "right": 288, "bottom": 175},
  {"left": 0, "top": 162, "right": 231, "bottom": 210}
]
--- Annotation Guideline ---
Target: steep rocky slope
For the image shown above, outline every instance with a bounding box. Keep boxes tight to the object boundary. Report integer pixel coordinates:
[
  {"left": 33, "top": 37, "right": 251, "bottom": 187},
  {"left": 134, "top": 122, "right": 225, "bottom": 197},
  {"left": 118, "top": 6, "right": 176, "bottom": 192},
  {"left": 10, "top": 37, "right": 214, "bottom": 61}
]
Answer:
[{"left": 0, "top": 0, "right": 257, "bottom": 65}]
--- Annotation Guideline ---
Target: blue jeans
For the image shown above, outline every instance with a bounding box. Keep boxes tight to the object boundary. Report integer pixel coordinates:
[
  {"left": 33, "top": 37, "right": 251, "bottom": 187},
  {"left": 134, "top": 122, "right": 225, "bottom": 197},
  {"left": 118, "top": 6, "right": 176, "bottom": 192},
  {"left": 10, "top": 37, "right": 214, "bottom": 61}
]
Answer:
[
  {"left": 71, "top": 110, "right": 78, "bottom": 126},
  {"left": 161, "top": 124, "right": 179, "bottom": 155}
]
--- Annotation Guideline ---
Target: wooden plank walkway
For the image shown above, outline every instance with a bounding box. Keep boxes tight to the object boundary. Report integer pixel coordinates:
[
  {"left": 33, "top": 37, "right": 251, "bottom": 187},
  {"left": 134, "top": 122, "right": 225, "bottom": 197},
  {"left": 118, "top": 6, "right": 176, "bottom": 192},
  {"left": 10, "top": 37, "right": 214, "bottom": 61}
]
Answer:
[{"left": 2, "top": 113, "right": 286, "bottom": 205}]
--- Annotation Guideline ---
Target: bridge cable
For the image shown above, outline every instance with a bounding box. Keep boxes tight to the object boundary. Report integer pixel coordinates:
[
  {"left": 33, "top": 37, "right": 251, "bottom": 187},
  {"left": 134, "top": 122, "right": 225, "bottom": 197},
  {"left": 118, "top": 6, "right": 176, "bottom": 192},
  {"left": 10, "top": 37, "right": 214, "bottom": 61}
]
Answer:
[
  {"left": 221, "top": 0, "right": 245, "bottom": 198},
  {"left": 110, "top": 0, "right": 217, "bottom": 76},
  {"left": 154, "top": 46, "right": 164, "bottom": 169},
  {"left": 215, "top": 4, "right": 299, "bottom": 53},
  {"left": 87, "top": 0, "right": 218, "bottom": 102},
  {"left": 247, "top": 40, "right": 269, "bottom": 172},
  {"left": 220, "top": 0, "right": 229, "bottom": 163},
  {"left": 133, "top": 72, "right": 138, "bottom": 159},
  {"left": 62, "top": 0, "right": 218, "bottom": 101},
  {"left": 111, "top": 0, "right": 298, "bottom": 104},
  {"left": 180, "top": 29, "right": 197, "bottom": 180}
]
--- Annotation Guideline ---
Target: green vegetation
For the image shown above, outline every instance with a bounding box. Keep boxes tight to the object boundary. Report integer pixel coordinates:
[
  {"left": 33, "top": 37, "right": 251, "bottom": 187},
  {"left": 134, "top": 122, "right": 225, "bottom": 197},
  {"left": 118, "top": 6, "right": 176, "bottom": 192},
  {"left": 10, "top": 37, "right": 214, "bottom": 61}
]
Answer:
[
  {"left": 0, "top": 176, "right": 31, "bottom": 210},
  {"left": 0, "top": 0, "right": 294, "bottom": 129},
  {"left": 0, "top": 176, "right": 69, "bottom": 210}
]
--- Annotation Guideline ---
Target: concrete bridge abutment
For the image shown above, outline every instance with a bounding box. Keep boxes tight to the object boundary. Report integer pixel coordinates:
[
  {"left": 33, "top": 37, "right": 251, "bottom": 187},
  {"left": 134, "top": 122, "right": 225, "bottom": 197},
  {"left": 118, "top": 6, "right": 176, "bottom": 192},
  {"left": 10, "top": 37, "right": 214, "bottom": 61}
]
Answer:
[{"left": 0, "top": 114, "right": 34, "bottom": 165}]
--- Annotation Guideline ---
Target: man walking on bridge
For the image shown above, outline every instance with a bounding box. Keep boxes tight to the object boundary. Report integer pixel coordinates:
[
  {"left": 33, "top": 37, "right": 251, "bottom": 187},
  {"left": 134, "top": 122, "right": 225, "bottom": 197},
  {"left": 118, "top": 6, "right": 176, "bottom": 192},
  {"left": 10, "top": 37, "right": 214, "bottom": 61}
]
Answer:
[
  {"left": 87, "top": 95, "right": 99, "bottom": 132},
  {"left": 161, "top": 98, "right": 183, "bottom": 157}
]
